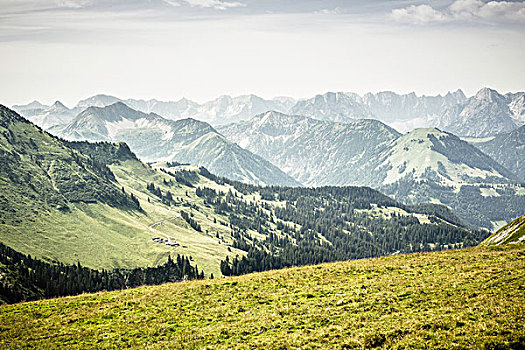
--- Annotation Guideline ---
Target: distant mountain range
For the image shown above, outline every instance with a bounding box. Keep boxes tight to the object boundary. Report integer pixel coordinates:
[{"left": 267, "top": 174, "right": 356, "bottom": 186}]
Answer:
[
  {"left": 13, "top": 87, "right": 525, "bottom": 136},
  {"left": 48, "top": 102, "right": 298, "bottom": 187},
  {"left": 218, "top": 111, "right": 400, "bottom": 186},
  {"left": 9, "top": 88, "right": 525, "bottom": 229},
  {"left": 219, "top": 111, "right": 524, "bottom": 230}
]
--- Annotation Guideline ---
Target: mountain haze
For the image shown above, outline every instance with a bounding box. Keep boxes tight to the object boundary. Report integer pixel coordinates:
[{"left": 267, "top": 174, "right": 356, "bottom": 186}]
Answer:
[
  {"left": 218, "top": 111, "right": 400, "bottom": 186},
  {"left": 219, "top": 113, "right": 524, "bottom": 229},
  {"left": 466, "top": 125, "right": 525, "bottom": 182},
  {"left": 50, "top": 103, "right": 299, "bottom": 186},
  {"left": 14, "top": 87, "right": 524, "bottom": 136}
]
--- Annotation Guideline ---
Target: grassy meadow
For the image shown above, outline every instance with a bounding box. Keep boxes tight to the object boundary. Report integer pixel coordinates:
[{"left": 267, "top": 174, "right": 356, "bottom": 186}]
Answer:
[{"left": 0, "top": 243, "right": 523, "bottom": 349}]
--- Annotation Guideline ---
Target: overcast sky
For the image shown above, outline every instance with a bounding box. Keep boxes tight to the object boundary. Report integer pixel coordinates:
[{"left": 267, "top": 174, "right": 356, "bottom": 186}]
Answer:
[{"left": 1, "top": 0, "right": 524, "bottom": 107}]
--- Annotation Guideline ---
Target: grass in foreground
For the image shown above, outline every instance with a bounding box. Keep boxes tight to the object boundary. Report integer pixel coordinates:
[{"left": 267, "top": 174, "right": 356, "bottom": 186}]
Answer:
[{"left": 0, "top": 244, "right": 524, "bottom": 349}]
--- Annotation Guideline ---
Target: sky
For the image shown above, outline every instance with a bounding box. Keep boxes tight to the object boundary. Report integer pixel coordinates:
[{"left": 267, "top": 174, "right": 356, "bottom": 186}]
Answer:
[{"left": 0, "top": 0, "right": 524, "bottom": 107}]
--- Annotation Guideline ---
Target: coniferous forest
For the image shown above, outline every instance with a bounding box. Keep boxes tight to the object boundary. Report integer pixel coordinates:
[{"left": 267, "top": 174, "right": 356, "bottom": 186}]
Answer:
[
  {"left": 192, "top": 182, "right": 488, "bottom": 276},
  {"left": 0, "top": 243, "right": 204, "bottom": 304}
]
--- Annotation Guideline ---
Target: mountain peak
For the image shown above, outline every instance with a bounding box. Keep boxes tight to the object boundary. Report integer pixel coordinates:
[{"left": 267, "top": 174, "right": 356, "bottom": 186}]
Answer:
[
  {"left": 475, "top": 87, "right": 501, "bottom": 102},
  {"left": 453, "top": 89, "right": 466, "bottom": 100},
  {"left": 51, "top": 100, "right": 68, "bottom": 109}
]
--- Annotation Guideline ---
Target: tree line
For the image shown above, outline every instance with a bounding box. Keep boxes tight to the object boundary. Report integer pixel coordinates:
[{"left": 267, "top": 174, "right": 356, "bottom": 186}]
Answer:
[
  {"left": 0, "top": 242, "right": 205, "bottom": 304},
  {"left": 192, "top": 184, "right": 488, "bottom": 277}
]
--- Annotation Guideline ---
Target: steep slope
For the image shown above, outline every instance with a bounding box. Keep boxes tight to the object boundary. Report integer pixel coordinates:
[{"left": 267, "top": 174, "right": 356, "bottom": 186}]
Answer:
[
  {"left": 466, "top": 125, "right": 525, "bottom": 182},
  {"left": 375, "top": 128, "right": 524, "bottom": 230},
  {"left": 220, "top": 115, "right": 524, "bottom": 229},
  {"left": 507, "top": 92, "right": 525, "bottom": 125},
  {"left": 481, "top": 214, "right": 525, "bottom": 245},
  {"left": 170, "top": 132, "right": 300, "bottom": 186},
  {"left": 12, "top": 101, "right": 75, "bottom": 130},
  {"left": 1, "top": 244, "right": 524, "bottom": 349},
  {"left": 0, "top": 106, "right": 242, "bottom": 275},
  {"left": 290, "top": 92, "right": 372, "bottom": 123},
  {"left": 0, "top": 105, "right": 138, "bottom": 213},
  {"left": 218, "top": 111, "right": 400, "bottom": 186},
  {"left": 437, "top": 88, "right": 519, "bottom": 137},
  {"left": 51, "top": 103, "right": 298, "bottom": 186}
]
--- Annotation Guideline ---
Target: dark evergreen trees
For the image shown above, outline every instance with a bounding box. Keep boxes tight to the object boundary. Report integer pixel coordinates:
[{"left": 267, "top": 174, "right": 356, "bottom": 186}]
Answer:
[{"left": 0, "top": 243, "right": 204, "bottom": 304}]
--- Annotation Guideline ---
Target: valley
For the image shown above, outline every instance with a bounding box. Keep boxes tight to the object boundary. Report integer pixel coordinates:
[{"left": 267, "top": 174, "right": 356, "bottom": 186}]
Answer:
[{"left": 0, "top": 104, "right": 492, "bottom": 293}]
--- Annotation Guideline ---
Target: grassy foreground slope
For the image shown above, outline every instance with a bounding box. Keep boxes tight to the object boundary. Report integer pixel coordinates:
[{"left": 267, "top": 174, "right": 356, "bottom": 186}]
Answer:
[
  {"left": 1, "top": 244, "right": 524, "bottom": 349},
  {"left": 481, "top": 214, "right": 525, "bottom": 246}
]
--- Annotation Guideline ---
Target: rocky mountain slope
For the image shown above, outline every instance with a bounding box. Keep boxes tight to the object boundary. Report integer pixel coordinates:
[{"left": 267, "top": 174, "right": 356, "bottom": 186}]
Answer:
[
  {"left": 219, "top": 114, "right": 524, "bottom": 229},
  {"left": 49, "top": 102, "right": 299, "bottom": 186},
  {"left": 436, "top": 88, "right": 521, "bottom": 137},
  {"left": 466, "top": 125, "right": 525, "bottom": 182},
  {"left": 218, "top": 111, "right": 400, "bottom": 186},
  {"left": 289, "top": 92, "right": 372, "bottom": 123}
]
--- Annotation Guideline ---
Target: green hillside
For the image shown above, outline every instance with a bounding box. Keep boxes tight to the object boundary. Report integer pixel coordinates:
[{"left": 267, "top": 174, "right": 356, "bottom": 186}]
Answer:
[
  {"left": 1, "top": 244, "right": 523, "bottom": 349},
  {"left": 481, "top": 214, "right": 525, "bottom": 245},
  {"left": 0, "top": 105, "right": 240, "bottom": 277},
  {"left": 0, "top": 105, "right": 488, "bottom": 282}
]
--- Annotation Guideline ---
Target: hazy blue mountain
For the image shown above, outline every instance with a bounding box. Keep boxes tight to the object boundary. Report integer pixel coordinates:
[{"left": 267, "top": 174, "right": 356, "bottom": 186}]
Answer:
[
  {"left": 11, "top": 101, "right": 75, "bottom": 130},
  {"left": 50, "top": 103, "right": 299, "bottom": 186},
  {"left": 466, "top": 125, "right": 525, "bottom": 182},
  {"left": 290, "top": 92, "right": 373, "bottom": 123},
  {"left": 12, "top": 100, "right": 48, "bottom": 113},
  {"left": 69, "top": 94, "right": 291, "bottom": 126},
  {"left": 218, "top": 111, "right": 400, "bottom": 186},
  {"left": 437, "top": 88, "right": 520, "bottom": 137},
  {"left": 361, "top": 90, "right": 466, "bottom": 132},
  {"left": 75, "top": 94, "right": 122, "bottom": 111},
  {"left": 18, "top": 87, "right": 523, "bottom": 135}
]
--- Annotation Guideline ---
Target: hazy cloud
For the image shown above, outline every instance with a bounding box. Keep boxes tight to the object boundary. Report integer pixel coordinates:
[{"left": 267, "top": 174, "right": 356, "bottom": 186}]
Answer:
[
  {"left": 163, "top": 0, "right": 246, "bottom": 10},
  {"left": 391, "top": 5, "right": 448, "bottom": 24},
  {"left": 392, "top": 0, "right": 525, "bottom": 24},
  {"left": 161, "top": 0, "right": 181, "bottom": 7},
  {"left": 55, "top": 0, "right": 91, "bottom": 8}
]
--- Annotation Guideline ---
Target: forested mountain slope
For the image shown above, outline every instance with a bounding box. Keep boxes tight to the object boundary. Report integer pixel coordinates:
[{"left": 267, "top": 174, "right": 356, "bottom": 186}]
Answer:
[
  {"left": 1, "top": 105, "right": 490, "bottom": 282},
  {"left": 219, "top": 113, "right": 524, "bottom": 230}
]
